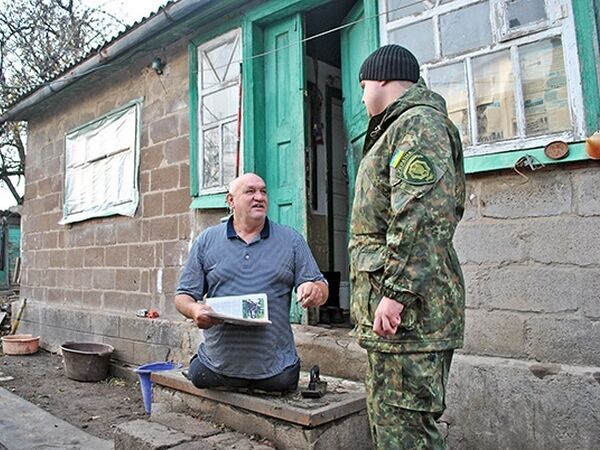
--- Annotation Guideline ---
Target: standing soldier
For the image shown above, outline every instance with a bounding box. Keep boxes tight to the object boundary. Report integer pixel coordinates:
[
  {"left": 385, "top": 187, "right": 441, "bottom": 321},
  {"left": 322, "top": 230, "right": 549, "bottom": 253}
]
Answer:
[{"left": 349, "top": 44, "right": 466, "bottom": 449}]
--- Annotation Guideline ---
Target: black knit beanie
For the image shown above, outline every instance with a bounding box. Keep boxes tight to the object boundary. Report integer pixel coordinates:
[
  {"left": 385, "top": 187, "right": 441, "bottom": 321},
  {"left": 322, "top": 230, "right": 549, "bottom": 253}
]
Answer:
[{"left": 359, "top": 45, "right": 420, "bottom": 83}]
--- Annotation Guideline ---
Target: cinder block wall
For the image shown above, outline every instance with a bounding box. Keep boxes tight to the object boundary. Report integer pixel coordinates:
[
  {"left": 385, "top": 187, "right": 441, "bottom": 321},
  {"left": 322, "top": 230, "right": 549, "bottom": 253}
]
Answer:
[
  {"left": 446, "top": 165, "right": 600, "bottom": 449},
  {"left": 18, "top": 36, "right": 221, "bottom": 364},
  {"left": 15, "top": 29, "right": 600, "bottom": 450}
]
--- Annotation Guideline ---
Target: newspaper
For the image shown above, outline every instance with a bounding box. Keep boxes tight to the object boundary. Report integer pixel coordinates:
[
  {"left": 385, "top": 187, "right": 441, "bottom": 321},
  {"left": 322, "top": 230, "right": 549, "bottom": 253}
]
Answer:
[{"left": 205, "top": 293, "right": 271, "bottom": 326}]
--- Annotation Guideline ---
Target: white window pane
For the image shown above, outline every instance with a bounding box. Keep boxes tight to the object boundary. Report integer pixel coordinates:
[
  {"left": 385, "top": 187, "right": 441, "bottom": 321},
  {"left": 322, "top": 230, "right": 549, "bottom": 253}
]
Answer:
[
  {"left": 473, "top": 50, "right": 516, "bottom": 143},
  {"left": 200, "top": 35, "right": 240, "bottom": 89},
  {"left": 389, "top": 20, "right": 435, "bottom": 63},
  {"left": 441, "top": 2, "right": 492, "bottom": 56},
  {"left": 203, "top": 127, "right": 221, "bottom": 189},
  {"left": 386, "top": 0, "right": 428, "bottom": 21},
  {"left": 429, "top": 63, "right": 470, "bottom": 146},
  {"left": 201, "top": 85, "right": 239, "bottom": 125},
  {"left": 63, "top": 103, "right": 139, "bottom": 223},
  {"left": 507, "top": 0, "right": 546, "bottom": 29},
  {"left": 222, "top": 121, "right": 238, "bottom": 186},
  {"left": 520, "top": 37, "right": 570, "bottom": 136}
]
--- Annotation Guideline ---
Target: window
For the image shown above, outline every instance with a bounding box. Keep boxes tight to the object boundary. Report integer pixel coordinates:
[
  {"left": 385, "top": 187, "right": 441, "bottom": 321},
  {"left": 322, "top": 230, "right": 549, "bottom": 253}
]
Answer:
[
  {"left": 61, "top": 101, "right": 141, "bottom": 224},
  {"left": 196, "top": 28, "right": 242, "bottom": 195},
  {"left": 379, "top": 0, "right": 585, "bottom": 156}
]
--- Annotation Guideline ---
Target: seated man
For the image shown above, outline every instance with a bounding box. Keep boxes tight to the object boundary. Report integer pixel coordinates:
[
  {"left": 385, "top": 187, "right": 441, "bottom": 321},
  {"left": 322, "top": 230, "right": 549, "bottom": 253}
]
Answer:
[{"left": 175, "top": 173, "right": 328, "bottom": 392}]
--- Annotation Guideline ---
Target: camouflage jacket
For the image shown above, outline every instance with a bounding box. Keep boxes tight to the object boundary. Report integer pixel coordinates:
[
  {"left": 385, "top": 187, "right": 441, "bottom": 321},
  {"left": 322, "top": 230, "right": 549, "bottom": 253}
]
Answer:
[{"left": 349, "top": 78, "right": 466, "bottom": 353}]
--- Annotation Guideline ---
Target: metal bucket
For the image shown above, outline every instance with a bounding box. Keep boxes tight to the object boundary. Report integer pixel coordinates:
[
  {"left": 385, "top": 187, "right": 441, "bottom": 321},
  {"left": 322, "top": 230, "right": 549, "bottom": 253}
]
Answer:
[{"left": 60, "top": 342, "right": 114, "bottom": 382}]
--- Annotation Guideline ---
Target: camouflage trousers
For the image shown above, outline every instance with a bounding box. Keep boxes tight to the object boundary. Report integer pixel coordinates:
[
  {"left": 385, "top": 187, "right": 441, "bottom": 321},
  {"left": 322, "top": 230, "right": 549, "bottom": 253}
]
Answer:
[{"left": 365, "top": 350, "right": 454, "bottom": 450}]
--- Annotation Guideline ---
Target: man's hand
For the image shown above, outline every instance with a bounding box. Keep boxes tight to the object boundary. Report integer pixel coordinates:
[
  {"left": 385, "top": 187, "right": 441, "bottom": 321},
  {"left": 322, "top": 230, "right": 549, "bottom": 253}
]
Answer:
[
  {"left": 373, "top": 296, "right": 405, "bottom": 338},
  {"left": 190, "top": 303, "right": 222, "bottom": 329},
  {"left": 175, "top": 294, "right": 222, "bottom": 329},
  {"left": 297, "top": 281, "right": 328, "bottom": 308}
]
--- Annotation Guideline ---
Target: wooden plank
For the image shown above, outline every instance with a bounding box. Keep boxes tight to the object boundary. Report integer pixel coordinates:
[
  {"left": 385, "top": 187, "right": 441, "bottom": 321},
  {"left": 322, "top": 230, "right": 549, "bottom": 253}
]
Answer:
[{"left": 152, "top": 369, "right": 366, "bottom": 427}]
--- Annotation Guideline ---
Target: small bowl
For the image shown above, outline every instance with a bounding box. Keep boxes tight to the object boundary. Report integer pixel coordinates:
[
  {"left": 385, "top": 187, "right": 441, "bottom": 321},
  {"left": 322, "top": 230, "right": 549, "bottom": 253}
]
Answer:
[{"left": 1, "top": 334, "right": 40, "bottom": 355}]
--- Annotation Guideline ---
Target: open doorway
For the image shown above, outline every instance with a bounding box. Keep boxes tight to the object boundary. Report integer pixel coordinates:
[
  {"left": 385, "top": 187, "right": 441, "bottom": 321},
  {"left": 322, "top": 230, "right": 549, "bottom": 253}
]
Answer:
[{"left": 304, "top": 0, "right": 358, "bottom": 326}]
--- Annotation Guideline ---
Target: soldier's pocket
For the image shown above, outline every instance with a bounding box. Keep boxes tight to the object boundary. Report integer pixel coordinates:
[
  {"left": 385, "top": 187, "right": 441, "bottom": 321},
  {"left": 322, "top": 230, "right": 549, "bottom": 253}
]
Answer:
[
  {"left": 353, "top": 251, "right": 386, "bottom": 326},
  {"left": 384, "top": 352, "right": 447, "bottom": 414}
]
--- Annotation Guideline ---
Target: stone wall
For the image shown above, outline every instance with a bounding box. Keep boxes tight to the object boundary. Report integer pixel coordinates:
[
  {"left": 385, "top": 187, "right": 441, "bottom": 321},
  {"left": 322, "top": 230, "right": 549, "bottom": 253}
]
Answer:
[
  {"left": 445, "top": 164, "right": 600, "bottom": 449},
  {"left": 17, "top": 35, "right": 222, "bottom": 364}
]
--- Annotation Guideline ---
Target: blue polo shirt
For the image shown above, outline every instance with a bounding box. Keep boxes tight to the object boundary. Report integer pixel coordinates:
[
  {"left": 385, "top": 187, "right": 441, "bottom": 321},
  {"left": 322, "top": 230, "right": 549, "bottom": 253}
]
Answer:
[{"left": 177, "top": 217, "right": 325, "bottom": 379}]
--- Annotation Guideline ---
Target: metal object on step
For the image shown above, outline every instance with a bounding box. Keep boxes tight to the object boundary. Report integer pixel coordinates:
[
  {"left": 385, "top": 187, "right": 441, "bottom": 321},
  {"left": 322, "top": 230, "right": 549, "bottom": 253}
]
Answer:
[{"left": 301, "top": 365, "right": 327, "bottom": 398}]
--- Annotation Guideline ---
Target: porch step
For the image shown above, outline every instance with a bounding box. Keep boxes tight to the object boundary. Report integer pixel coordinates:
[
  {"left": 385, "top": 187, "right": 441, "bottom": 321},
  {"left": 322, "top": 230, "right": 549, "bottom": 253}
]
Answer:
[
  {"left": 150, "top": 369, "right": 373, "bottom": 450},
  {"left": 114, "top": 413, "right": 275, "bottom": 450}
]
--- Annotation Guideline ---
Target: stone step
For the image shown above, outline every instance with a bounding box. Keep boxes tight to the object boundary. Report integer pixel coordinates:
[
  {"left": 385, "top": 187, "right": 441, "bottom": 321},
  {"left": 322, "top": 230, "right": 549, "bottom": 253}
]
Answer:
[
  {"left": 150, "top": 369, "right": 372, "bottom": 450},
  {"left": 114, "top": 413, "right": 275, "bottom": 450}
]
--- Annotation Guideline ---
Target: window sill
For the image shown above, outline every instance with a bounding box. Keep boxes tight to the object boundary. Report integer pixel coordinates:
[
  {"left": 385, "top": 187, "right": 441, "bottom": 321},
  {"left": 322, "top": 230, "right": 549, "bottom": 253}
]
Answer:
[
  {"left": 465, "top": 141, "right": 591, "bottom": 174},
  {"left": 190, "top": 193, "right": 227, "bottom": 209}
]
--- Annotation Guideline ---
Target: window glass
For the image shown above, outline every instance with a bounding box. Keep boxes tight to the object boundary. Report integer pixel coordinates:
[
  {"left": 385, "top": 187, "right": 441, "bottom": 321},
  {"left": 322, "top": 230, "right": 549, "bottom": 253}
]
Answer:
[
  {"left": 520, "top": 37, "right": 570, "bottom": 135},
  {"left": 63, "top": 102, "right": 140, "bottom": 224},
  {"left": 429, "top": 62, "right": 470, "bottom": 146},
  {"left": 389, "top": 19, "right": 435, "bottom": 63},
  {"left": 472, "top": 50, "right": 516, "bottom": 143},
  {"left": 197, "top": 29, "right": 241, "bottom": 194},
  {"left": 386, "top": 0, "right": 428, "bottom": 21},
  {"left": 507, "top": 0, "right": 546, "bottom": 29},
  {"left": 200, "top": 34, "right": 240, "bottom": 89},
  {"left": 440, "top": 2, "right": 492, "bottom": 56},
  {"left": 202, "top": 127, "right": 220, "bottom": 189},
  {"left": 222, "top": 121, "right": 238, "bottom": 185},
  {"left": 202, "top": 85, "right": 238, "bottom": 125}
]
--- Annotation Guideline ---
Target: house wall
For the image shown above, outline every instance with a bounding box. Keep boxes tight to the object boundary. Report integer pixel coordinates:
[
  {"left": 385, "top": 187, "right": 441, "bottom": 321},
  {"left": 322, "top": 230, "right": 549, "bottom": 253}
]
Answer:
[
  {"left": 446, "top": 163, "right": 600, "bottom": 449},
  {"left": 16, "top": 35, "right": 222, "bottom": 365},
  {"left": 12, "top": 1, "right": 599, "bottom": 446}
]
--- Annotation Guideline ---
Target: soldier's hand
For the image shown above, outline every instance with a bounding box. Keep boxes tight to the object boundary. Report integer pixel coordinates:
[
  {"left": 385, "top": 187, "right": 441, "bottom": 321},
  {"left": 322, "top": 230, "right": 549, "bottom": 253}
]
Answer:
[
  {"left": 297, "top": 281, "right": 326, "bottom": 308},
  {"left": 373, "top": 296, "right": 405, "bottom": 337},
  {"left": 191, "top": 303, "right": 222, "bottom": 329}
]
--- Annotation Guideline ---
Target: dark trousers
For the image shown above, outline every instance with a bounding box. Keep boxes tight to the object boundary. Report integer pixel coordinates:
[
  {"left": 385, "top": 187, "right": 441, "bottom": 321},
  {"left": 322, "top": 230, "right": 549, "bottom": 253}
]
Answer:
[{"left": 187, "top": 355, "right": 300, "bottom": 393}]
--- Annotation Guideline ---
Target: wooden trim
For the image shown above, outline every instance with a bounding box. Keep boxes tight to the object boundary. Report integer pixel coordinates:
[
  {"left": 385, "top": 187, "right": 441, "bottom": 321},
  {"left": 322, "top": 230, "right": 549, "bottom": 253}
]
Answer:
[
  {"left": 151, "top": 369, "right": 366, "bottom": 428},
  {"left": 464, "top": 141, "right": 591, "bottom": 174},
  {"left": 572, "top": 0, "right": 600, "bottom": 134}
]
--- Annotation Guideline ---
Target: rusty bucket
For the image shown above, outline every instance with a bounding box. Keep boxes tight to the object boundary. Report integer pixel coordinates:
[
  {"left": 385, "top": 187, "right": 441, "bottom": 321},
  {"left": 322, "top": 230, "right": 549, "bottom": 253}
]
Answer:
[{"left": 60, "top": 342, "right": 114, "bottom": 382}]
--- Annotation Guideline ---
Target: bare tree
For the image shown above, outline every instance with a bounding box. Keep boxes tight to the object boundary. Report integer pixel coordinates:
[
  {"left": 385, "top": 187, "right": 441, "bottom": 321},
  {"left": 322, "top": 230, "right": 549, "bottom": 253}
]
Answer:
[{"left": 0, "top": 0, "right": 123, "bottom": 205}]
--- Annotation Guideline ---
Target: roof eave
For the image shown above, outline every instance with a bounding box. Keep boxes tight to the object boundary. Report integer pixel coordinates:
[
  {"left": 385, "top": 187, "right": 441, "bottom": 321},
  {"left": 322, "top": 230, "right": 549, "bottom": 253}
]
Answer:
[{"left": 0, "top": 0, "right": 216, "bottom": 124}]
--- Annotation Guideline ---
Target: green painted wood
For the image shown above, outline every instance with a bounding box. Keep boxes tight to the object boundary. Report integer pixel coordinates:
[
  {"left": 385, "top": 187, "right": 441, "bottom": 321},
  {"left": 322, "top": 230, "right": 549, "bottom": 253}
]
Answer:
[
  {"left": 246, "top": 0, "right": 325, "bottom": 23},
  {"left": 190, "top": 193, "right": 228, "bottom": 209},
  {"left": 341, "top": 0, "right": 379, "bottom": 205},
  {"left": 0, "top": 224, "right": 20, "bottom": 288},
  {"left": 260, "top": 14, "right": 308, "bottom": 323},
  {"left": 188, "top": 42, "right": 200, "bottom": 198},
  {"left": 242, "top": 20, "right": 266, "bottom": 176},
  {"left": 262, "top": 14, "right": 307, "bottom": 234},
  {"left": 572, "top": 0, "right": 600, "bottom": 134},
  {"left": 464, "top": 142, "right": 592, "bottom": 174}
]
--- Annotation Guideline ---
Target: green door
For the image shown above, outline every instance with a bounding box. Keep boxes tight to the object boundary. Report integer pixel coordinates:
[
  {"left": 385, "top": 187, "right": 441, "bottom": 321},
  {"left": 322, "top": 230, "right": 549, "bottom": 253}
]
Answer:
[
  {"left": 261, "top": 14, "right": 307, "bottom": 323},
  {"left": 341, "top": 1, "right": 379, "bottom": 195},
  {"left": 263, "top": 14, "right": 307, "bottom": 235}
]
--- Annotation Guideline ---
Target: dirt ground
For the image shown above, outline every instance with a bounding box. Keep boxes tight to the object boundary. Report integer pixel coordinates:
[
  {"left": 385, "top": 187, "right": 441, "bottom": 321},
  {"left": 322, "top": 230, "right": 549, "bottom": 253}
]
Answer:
[{"left": 0, "top": 349, "right": 146, "bottom": 440}]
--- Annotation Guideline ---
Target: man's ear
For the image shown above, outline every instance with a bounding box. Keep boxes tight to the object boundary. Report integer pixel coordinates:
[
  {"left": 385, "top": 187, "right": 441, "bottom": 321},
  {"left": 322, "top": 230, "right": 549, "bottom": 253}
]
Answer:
[{"left": 226, "top": 193, "right": 234, "bottom": 209}]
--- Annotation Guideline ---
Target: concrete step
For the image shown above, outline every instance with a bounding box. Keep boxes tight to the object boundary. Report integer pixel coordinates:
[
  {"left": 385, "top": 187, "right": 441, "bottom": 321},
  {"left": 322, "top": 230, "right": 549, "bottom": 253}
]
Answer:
[
  {"left": 150, "top": 369, "right": 372, "bottom": 450},
  {"left": 0, "top": 387, "right": 113, "bottom": 450},
  {"left": 114, "top": 413, "right": 275, "bottom": 450}
]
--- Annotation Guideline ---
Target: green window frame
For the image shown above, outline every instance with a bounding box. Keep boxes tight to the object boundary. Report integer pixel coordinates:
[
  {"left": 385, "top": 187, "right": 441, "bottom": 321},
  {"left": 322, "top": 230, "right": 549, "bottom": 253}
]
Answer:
[
  {"left": 378, "top": 0, "right": 600, "bottom": 173},
  {"left": 189, "top": 25, "right": 243, "bottom": 209}
]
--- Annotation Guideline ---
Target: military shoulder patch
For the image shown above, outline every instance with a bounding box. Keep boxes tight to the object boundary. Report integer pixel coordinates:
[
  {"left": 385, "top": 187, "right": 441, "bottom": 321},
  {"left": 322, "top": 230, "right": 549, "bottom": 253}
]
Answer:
[{"left": 395, "top": 151, "right": 436, "bottom": 185}]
